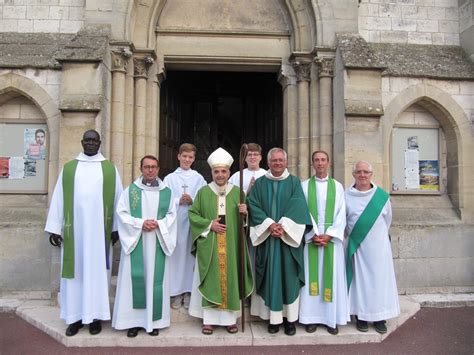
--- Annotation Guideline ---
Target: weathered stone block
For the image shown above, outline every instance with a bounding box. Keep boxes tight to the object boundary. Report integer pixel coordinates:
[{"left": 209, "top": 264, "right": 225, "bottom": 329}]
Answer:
[
  {"left": 416, "top": 19, "right": 439, "bottom": 32},
  {"left": 444, "top": 32, "right": 460, "bottom": 45},
  {"left": 427, "top": 6, "right": 445, "bottom": 20},
  {"left": 67, "top": 5, "right": 83, "bottom": 20},
  {"left": 33, "top": 19, "right": 60, "bottom": 32},
  {"left": 0, "top": 224, "right": 51, "bottom": 292},
  {"left": 59, "top": 0, "right": 84, "bottom": 6},
  {"left": 59, "top": 19, "right": 82, "bottom": 33},
  {"left": 0, "top": 19, "right": 19, "bottom": 31},
  {"left": 380, "top": 30, "right": 408, "bottom": 43},
  {"left": 17, "top": 19, "right": 34, "bottom": 32},
  {"left": 379, "top": 4, "right": 401, "bottom": 18},
  {"left": 366, "top": 16, "right": 392, "bottom": 30},
  {"left": 49, "top": 6, "right": 68, "bottom": 19},
  {"left": 392, "top": 18, "right": 417, "bottom": 31},
  {"left": 431, "top": 32, "right": 445, "bottom": 44},
  {"left": 26, "top": 5, "right": 49, "bottom": 19},
  {"left": 395, "top": 257, "right": 474, "bottom": 290},
  {"left": 438, "top": 19, "right": 459, "bottom": 33},
  {"left": 60, "top": 94, "right": 102, "bottom": 111},
  {"left": 408, "top": 31, "right": 432, "bottom": 44},
  {"left": 3, "top": 5, "right": 26, "bottom": 18},
  {"left": 402, "top": 5, "right": 427, "bottom": 19}
]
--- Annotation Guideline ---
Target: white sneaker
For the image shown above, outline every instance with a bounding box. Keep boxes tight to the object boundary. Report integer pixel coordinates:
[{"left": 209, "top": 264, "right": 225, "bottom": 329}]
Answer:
[
  {"left": 171, "top": 296, "right": 182, "bottom": 309},
  {"left": 183, "top": 293, "right": 191, "bottom": 309}
]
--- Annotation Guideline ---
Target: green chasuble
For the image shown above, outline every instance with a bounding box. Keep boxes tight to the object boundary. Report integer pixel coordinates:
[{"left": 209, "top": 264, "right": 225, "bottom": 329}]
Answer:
[
  {"left": 188, "top": 185, "right": 253, "bottom": 310},
  {"left": 247, "top": 175, "right": 312, "bottom": 312}
]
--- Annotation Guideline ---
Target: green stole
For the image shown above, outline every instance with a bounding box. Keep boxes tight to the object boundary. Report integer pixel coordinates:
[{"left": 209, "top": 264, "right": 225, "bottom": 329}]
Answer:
[
  {"left": 62, "top": 159, "right": 116, "bottom": 279},
  {"left": 346, "top": 187, "right": 389, "bottom": 289},
  {"left": 129, "top": 183, "right": 171, "bottom": 321},
  {"left": 307, "top": 177, "right": 336, "bottom": 302}
]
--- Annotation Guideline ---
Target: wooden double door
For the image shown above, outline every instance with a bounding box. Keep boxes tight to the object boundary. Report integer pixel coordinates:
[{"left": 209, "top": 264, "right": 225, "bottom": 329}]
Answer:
[{"left": 159, "top": 71, "right": 282, "bottom": 181}]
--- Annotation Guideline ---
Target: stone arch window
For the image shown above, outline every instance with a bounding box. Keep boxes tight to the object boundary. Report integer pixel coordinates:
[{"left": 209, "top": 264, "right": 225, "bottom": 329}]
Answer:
[
  {"left": 390, "top": 102, "right": 446, "bottom": 195},
  {"left": 0, "top": 91, "right": 49, "bottom": 193}
]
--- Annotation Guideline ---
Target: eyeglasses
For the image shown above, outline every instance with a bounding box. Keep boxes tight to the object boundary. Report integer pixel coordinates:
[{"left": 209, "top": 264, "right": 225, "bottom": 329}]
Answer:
[
  {"left": 143, "top": 165, "right": 159, "bottom": 170},
  {"left": 247, "top": 152, "right": 261, "bottom": 157},
  {"left": 269, "top": 159, "right": 286, "bottom": 163},
  {"left": 354, "top": 170, "right": 372, "bottom": 175}
]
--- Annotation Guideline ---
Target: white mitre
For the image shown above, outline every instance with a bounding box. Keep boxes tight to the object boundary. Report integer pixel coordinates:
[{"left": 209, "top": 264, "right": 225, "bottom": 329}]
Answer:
[{"left": 207, "top": 147, "right": 234, "bottom": 168}]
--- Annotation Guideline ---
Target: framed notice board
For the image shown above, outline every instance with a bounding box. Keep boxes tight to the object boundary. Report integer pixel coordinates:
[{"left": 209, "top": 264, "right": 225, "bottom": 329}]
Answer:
[
  {"left": 0, "top": 123, "right": 48, "bottom": 193},
  {"left": 391, "top": 127, "right": 439, "bottom": 193}
]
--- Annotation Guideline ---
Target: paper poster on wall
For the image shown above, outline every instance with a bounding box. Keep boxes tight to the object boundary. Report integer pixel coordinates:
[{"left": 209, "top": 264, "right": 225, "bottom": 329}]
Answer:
[
  {"left": 404, "top": 149, "right": 420, "bottom": 189},
  {"left": 0, "top": 157, "right": 9, "bottom": 178},
  {"left": 407, "top": 136, "right": 419, "bottom": 150},
  {"left": 24, "top": 128, "right": 46, "bottom": 160},
  {"left": 8, "top": 157, "right": 25, "bottom": 179},
  {"left": 24, "top": 159, "right": 37, "bottom": 177},
  {"left": 419, "top": 160, "right": 439, "bottom": 190}
]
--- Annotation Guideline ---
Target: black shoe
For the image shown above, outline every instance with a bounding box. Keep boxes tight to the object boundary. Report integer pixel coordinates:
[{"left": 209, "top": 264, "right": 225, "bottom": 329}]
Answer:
[
  {"left": 356, "top": 318, "right": 369, "bottom": 332},
  {"left": 127, "top": 327, "right": 140, "bottom": 337},
  {"left": 65, "top": 320, "right": 83, "bottom": 336},
  {"left": 326, "top": 325, "right": 339, "bottom": 335},
  {"left": 148, "top": 329, "right": 159, "bottom": 336},
  {"left": 89, "top": 320, "right": 102, "bottom": 335},
  {"left": 305, "top": 324, "right": 317, "bottom": 333},
  {"left": 284, "top": 321, "right": 296, "bottom": 336},
  {"left": 267, "top": 323, "right": 280, "bottom": 334},
  {"left": 374, "top": 320, "right": 387, "bottom": 334}
]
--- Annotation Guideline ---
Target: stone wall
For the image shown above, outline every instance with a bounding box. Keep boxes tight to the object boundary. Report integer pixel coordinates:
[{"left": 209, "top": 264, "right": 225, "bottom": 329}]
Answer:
[
  {"left": 359, "top": 0, "right": 461, "bottom": 45},
  {"left": 0, "top": 0, "right": 85, "bottom": 33}
]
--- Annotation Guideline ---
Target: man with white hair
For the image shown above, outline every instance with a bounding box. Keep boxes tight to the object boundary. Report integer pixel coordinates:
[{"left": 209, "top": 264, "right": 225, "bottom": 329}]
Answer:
[
  {"left": 188, "top": 147, "right": 253, "bottom": 335},
  {"left": 247, "top": 147, "right": 312, "bottom": 336},
  {"left": 345, "top": 161, "right": 400, "bottom": 334}
]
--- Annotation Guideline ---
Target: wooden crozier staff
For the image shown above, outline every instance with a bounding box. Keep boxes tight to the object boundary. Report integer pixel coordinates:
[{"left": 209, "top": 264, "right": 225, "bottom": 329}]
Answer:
[{"left": 239, "top": 143, "right": 248, "bottom": 332}]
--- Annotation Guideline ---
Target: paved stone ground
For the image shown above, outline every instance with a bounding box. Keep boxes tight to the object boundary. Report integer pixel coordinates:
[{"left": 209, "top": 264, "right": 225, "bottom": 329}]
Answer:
[{"left": 1, "top": 307, "right": 473, "bottom": 354}]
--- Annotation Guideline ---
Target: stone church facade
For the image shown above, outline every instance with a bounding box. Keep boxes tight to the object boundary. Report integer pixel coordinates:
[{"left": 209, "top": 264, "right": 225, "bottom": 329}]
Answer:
[{"left": 0, "top": 0, "right": 473, "bottom": 299}]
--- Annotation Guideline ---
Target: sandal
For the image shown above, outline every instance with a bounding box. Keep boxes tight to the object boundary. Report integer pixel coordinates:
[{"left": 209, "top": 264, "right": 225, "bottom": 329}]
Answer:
[
  {"left": 226, "top": 324, "right": 238, "bottom": 334},
  {"left": 202, "top": 324, "right": 213, "bottom": 335}
]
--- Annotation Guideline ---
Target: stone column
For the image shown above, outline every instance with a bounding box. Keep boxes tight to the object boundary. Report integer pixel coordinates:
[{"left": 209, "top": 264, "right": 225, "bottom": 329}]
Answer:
[
  {"left": 278, "top": 65, "right": 298, "bottom": 173},
  {"left": 317, "top": 57, "right": 335, "bottom": 165},
  {"left": 146, "top": 63, "right": 158, "bottom": 157},
  {"left": 123, "top": 58, "right": 134, "bottom": 186},
  {"left": 110, "top": 48, "right": 131, "bottom": 178},
  {"left": 155, "top": 69, "right": 166, "bottom": 158},
  {"left": 133, "top": 56, "right": 153, "bottom": 179},
  {"left": 293, "top": 61, "right": 312, "bottom": 179},
  {"left": 310, "top": 61, "right": 320, "bottom": 155}
]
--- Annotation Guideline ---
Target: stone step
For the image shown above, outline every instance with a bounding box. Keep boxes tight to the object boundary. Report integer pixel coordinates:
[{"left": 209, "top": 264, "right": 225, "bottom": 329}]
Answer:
[{"left": 12, "top": 296, "right": 420, "bottom": 347}]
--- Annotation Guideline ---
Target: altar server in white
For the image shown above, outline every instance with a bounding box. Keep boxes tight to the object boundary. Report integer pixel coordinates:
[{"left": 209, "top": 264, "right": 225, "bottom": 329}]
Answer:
[
  {"left": 163, "top": 143, "right": 206, "bottom": 310},
  {"left": 229, "top": 142, "right": 266, "bottom": 194},
  {"left": 112, "top": 155, "right": 178, "bottom": 337},
  {"left": 45, "top": 129, "right": 122, "bottom": 337},
  {"left": 299, "top": 151, "right": 349, "bottom": 335},
  {"left": 345, "top": 160, "right": 399, "bottom": 334}
]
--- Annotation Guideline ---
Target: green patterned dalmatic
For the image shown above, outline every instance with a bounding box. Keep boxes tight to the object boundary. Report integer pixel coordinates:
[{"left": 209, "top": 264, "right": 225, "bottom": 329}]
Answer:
[{"left": 129, "top": 183, "right": 171, "bottom": 321}]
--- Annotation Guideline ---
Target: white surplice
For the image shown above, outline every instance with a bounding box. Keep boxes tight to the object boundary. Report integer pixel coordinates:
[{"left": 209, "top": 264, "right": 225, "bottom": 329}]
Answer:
[
  {"left": 345, "top": 184, "right": 400, "bottom": 322},
  {"left": 228, "top": 167, "right": 266, "bottom": 287},
  {"left": 163, "top": 168, "right": 206, "bottom": 296},
  {"left": 229, "top": 168, "right": 266, "bottom": 194},
  {"left": 299, "top": 176, "right": 350, "bottom": 328},
  {"left": 45, "top": 152, "right": 122, "bottom": 325},
  {"left": 112, "top": 177, "right": 178, "bottom": 332}
]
